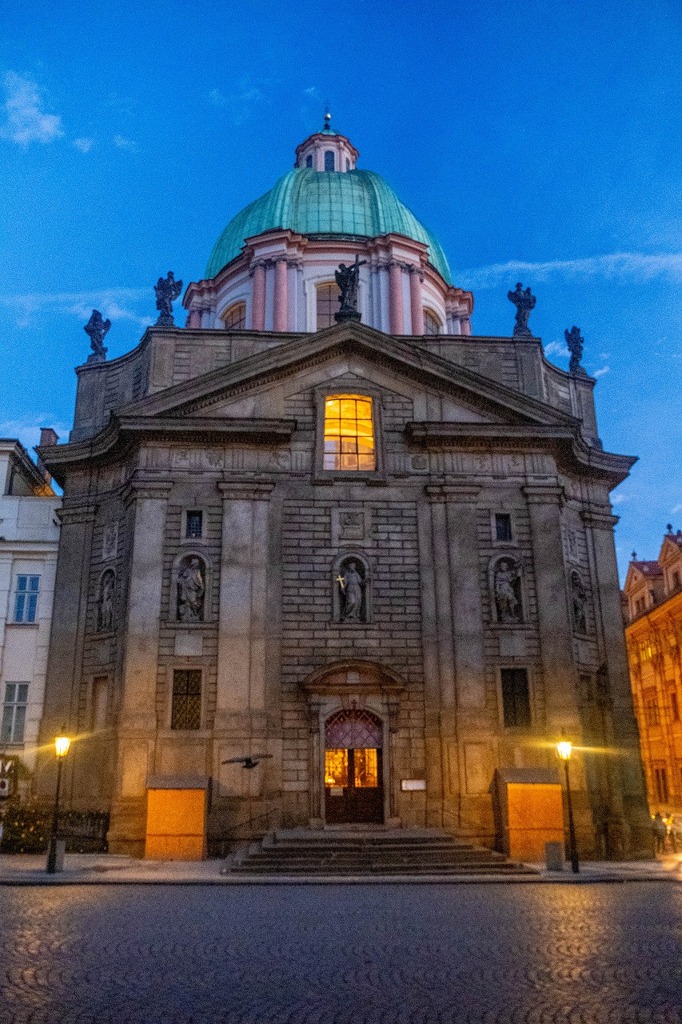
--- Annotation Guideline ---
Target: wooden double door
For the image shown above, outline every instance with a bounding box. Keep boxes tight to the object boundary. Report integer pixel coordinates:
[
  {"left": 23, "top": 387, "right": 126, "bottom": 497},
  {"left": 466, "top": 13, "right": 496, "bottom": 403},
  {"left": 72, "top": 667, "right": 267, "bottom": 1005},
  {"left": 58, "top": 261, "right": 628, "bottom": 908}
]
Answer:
[{"left": 324, "top": 709, "right": 384, "bottom": 825}]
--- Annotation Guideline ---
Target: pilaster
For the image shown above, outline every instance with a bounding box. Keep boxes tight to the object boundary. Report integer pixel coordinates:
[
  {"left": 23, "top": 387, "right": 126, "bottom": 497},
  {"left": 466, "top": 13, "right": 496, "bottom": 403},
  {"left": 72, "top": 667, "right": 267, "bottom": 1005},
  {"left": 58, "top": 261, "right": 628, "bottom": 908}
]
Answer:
[
  {"left": 215, "top": 481, "right": 274, "bottom": 731},
  {"left": 36, "top": 499, "right": 97, "bottom": 800},
  {"left": 582, "top": 505, "right": 652, "bottom": 855}
]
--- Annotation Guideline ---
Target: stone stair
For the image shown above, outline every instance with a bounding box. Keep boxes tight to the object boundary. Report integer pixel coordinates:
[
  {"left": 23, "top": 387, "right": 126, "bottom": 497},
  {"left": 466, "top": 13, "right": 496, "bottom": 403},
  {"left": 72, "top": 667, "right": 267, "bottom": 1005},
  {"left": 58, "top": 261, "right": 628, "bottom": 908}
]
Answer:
[{"left": 223, "top": 827, "right": 536, "bottom": 876}]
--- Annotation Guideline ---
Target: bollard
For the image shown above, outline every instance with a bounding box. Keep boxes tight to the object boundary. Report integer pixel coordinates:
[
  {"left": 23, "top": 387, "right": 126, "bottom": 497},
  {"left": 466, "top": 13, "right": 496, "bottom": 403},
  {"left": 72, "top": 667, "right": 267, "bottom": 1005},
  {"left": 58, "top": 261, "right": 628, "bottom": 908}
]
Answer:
[{"left": 545, "top": 841, "right": 564, "bottom": 871}]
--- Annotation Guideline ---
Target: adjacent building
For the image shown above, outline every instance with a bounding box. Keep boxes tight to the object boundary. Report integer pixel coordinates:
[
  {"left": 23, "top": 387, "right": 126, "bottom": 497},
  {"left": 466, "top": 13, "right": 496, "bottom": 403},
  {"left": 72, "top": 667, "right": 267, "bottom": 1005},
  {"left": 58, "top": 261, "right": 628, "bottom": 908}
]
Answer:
[
  {"left": 0, "top": 435, "right": 60, "bottom": 800},
  {"left": 35, "top": 122, "right": 650, "bottom": 859},
  {"left": 624, "top": 528, "right": 682, "bottom": 814}
]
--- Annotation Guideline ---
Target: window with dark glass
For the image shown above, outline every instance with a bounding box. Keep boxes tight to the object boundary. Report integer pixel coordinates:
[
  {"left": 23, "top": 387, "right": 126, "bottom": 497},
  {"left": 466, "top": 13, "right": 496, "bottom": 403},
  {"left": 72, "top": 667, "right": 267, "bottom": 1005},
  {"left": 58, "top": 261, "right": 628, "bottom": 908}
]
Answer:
[
  {"left": 171, "top": 670, "right": 202, "bottom": 730},
  {"left": 323, "top": 395, "right": 376, "bottom": 471},
  {"left": 186, "top": 511, "right": 203, "bottom": 539},
  {"left": 501, "top": 668, "right": 531, "bottom": 728},
  {"left": 1, "top": 682, "right": 28, "bottom": 743},
  {"left": 654, "top": 766, "right": 668, "bottom": 803},
  {"left": 670, "top": 689, "right": 679, "bottom": 722},
  {"left": 324, "top": 150, "right": 335, "bottom": 171},
  {"left": 223, "top": 302, "right": 246, "bottom": 330},
  {"left": 644, "top": 699, "right": 661, "bottom": 727},
  {"left": 316, "top": 282, "right": 341, "bottom": 329},
  {"left": 423, "top": 309, "right": 441, "bottom": 335},
  {"left": 14, "top": 575, "right": 39, "bottom": 622},
  {"left": 306, "top": 154, "right": 313, "bottom": 168},
  {"left": 495, "top": 513, "right": 513, "bottom": 542}
]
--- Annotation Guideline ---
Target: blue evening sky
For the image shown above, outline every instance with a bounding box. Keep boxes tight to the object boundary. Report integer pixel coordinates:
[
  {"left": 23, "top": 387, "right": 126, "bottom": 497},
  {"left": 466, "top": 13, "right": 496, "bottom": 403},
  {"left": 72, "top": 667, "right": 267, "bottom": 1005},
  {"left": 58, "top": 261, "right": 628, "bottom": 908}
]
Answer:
[{"left": 1, "top": 0, "right": 680, "bottom": 579}]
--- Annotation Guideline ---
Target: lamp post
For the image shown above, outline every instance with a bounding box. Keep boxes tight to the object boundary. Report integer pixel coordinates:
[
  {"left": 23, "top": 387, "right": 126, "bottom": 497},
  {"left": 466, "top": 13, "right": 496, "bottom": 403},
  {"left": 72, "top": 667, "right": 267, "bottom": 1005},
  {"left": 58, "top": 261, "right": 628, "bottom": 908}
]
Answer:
[
  {"left": 556, "top": 739, "right": 579, "bottom": 874},
  {"left": 46, "top": 726, "right": 71, "bottom": 874}
]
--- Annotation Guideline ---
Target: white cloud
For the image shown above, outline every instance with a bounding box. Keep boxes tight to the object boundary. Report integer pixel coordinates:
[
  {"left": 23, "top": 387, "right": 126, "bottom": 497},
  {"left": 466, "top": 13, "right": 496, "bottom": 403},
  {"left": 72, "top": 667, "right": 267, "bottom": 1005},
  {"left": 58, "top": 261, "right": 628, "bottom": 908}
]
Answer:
[
  {"left": 670, "top": 504, "right": 682, "bottom": 515},
  {"left": 462, "top": 252, "right": 682, "bottom": 290},
  {"left": 0, "top": 415, "right": 70, "bottom": 453},
  {"left": 0, "top": 288, "right": 153, "bottom": 331},
  {"left": 0, "top": 71, "right": 63, "bottom": 147},
  {"left": 592, "top": 366, "right": 610, "bottom": 378},
  {"left": 73, "top": 137, "right": 94, "bottom": 153},
  {"left": 611, "top": 493, "right": 630, "bottom": 506},
  {"left": 207, "top": 88, "right": 227, "bottom": 106},
  {"left": 543, "top": 339, "right": 569, "bottom": 358},
  {"left": 113, "top": 134, "right": 137, "bottom": 151},
  {"left": 206, "top": 76, "right": 268, "bottom": 125}
]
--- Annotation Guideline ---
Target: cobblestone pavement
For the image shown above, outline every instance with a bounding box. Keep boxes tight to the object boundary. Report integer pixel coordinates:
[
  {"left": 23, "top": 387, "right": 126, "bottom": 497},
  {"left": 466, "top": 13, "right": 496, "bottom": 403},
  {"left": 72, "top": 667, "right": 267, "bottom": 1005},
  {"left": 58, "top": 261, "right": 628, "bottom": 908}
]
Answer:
[{"left": 1, "top": 883, "right": 680, "bottom": 1023}]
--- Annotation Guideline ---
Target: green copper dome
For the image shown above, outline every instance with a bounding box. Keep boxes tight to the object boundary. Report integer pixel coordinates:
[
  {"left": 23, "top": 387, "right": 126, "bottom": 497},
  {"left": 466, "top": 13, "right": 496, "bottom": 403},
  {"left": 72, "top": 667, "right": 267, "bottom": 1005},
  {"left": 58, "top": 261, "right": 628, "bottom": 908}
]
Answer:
[{"left": 205, "top": 168, "right": 452, "bottom": 284}]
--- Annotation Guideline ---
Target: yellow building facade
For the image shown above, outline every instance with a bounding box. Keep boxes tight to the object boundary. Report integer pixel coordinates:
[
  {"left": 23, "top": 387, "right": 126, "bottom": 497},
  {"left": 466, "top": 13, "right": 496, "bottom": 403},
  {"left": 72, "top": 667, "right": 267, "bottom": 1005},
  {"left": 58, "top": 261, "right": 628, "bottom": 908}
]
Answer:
[{"left": 624, "top": 528, "right": 682, "bottom": 814}]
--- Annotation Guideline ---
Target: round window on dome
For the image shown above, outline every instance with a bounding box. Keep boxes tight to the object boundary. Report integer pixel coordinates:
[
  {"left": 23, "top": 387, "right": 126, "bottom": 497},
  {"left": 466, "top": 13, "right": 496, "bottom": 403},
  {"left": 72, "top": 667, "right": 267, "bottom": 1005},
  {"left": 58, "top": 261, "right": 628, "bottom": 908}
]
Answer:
[
  {"left": 222, "top": 302, "right": 246, "bottom": 330},
  {"left": 423, "top": 309, "right": 441, "bottom": 336},
  {"left": 316, "top": 282, "right": 341, "bottom": 330}
]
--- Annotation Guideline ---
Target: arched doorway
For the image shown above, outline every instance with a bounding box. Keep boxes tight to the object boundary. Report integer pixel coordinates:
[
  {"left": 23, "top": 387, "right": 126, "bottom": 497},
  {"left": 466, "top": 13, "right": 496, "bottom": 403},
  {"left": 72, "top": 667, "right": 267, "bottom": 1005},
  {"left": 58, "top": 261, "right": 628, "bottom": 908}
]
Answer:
[{"left": 324, "top": 708, "right": 384, "bottom": 824}]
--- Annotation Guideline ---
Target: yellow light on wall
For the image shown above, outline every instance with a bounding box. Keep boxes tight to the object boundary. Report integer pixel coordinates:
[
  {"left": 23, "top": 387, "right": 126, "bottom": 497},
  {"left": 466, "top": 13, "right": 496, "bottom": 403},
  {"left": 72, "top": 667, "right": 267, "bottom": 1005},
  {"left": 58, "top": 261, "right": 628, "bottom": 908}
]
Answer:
[
  {"left": 556, "top": 740, "right": 572, "bottom": 761},
  {"left": 55, "top": 730, "right": 71, "bottom": 758}
]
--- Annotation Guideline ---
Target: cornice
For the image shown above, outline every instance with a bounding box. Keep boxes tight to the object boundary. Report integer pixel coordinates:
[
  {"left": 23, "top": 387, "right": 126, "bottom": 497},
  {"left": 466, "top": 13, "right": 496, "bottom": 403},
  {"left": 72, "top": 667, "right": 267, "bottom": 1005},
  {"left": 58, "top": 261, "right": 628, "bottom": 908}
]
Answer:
[
  {"left": 217, "top": 480, "right": 275, "bottom": 501},
  {"left": 408, "top": 422, "right": 635, "bottom": 485}
]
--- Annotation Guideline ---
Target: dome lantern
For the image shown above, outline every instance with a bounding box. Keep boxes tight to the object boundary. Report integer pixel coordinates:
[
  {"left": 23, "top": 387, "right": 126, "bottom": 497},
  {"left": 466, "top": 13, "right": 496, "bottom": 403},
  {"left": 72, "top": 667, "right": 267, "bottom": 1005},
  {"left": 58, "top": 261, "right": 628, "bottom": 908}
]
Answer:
[{"left": 294, "top": 113, "right": 359, "bottom": 173}]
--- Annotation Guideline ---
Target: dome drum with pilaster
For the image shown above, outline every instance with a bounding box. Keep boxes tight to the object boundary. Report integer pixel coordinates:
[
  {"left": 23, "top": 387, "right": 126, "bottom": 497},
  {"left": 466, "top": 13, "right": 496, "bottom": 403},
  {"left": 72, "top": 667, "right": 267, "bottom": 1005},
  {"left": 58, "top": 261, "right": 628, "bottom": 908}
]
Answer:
[{"left": 184, "top": 119, "right": 473, "bottom": 336}]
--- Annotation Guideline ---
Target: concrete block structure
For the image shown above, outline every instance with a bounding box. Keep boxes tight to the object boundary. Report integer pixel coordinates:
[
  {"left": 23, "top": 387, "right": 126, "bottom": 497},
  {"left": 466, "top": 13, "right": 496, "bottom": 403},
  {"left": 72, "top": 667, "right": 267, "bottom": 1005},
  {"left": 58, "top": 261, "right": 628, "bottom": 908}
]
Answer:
[{"left": 35, "top": 121, "right": 650, "bottom": 859}]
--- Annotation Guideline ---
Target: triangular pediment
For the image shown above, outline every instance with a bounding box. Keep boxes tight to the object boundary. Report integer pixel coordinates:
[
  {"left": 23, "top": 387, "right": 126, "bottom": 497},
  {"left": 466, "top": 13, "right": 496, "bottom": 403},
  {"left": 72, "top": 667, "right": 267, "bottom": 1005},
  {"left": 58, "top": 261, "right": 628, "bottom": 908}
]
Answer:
[{"left": 119, "top": 321, "right": 575, "bottom": 430}]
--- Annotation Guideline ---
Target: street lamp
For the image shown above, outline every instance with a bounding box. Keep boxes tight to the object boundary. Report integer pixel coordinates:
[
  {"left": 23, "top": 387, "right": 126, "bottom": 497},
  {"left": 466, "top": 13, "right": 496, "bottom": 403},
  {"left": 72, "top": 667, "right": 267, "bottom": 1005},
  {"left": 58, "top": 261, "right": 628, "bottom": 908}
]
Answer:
[
  {"left": 556, "top": 739, "right": 579, "bottom": 873},
  {"left": 46, "top": 726, "right": 71, "bottom": 874}
]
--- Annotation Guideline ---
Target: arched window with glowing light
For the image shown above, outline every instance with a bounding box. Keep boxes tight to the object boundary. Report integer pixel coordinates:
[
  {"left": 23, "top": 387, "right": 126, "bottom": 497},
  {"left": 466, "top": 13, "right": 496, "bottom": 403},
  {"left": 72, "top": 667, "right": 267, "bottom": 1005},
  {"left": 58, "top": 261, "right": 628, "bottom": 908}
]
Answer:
[
  {"left": 222, "top": 301, "right": 246, "bottom": 330},
  {"left": 316, "top": 282, "right": 341, "bottom": 329},
  {"left": 423, "top": 309, "right": 441, "bottom": 336},
  {"left": 323, "top": 394, "right": 376, "bottom": 471}
]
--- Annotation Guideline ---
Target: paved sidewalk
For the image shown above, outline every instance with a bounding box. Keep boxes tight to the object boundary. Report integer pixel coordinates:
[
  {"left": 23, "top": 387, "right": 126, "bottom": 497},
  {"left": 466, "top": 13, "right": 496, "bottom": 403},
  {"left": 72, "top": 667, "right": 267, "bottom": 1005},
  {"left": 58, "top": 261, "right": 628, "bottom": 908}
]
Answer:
[{"left": 1, "top": 850, "right": 681, "bottom": 884}]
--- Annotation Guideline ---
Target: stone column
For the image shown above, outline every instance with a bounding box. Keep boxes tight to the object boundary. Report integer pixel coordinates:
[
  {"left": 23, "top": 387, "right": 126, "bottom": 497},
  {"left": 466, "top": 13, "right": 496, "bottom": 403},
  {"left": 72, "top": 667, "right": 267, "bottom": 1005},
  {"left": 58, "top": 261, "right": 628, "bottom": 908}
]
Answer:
[
  {"left": 118, "top": 482, "right": 172, "bottom": 732},
  {"left": 389, "top": 262, "right": 404, "bottom": 334},
  {"left": 215, "top": 482, "right": 274, "bottom": 731},
  {"left": 583, "top": 507, "right": 652, "bottom": 856},
  {"left": 35, "top": 499, "right": 97, "bottom": 801},
  {"left": 409, "top": 269, "right": 423, "bottom": 336},
  {"left": 273, "top": 259, "right": 288, "bottom": 332},
  {"left": 524, "top": 486, "right": 582, "bottom": 729},
  {"left": 108, "top": 480, "right": 171, "bottom": 854},
  {"left": 251, "top": 262, "right": 266, "bottom": 331}
]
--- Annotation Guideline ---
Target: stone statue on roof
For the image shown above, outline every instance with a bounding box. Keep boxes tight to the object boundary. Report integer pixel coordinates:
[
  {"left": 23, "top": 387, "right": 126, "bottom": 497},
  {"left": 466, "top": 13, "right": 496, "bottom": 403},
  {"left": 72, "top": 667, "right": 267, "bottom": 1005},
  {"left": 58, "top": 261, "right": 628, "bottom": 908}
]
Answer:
[
  {"left": 334, "top": 255, "right": 367, "bottom": 323},
  {"left": 84, "top": 309, "right": 111, "bottom": 363},
  {"left": 507, "top": 282, "right": 536, "bottom": 337},
  {"left": 154, "top": 271, "right": 183, "bottom": 327},
  {"left": 565, "top": 326, "right": 587, "bottom": 376}
]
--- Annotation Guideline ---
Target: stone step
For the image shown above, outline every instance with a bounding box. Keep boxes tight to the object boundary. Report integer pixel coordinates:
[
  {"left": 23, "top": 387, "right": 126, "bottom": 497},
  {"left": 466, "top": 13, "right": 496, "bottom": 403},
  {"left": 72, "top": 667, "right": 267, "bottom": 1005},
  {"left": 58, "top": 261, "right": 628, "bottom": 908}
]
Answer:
[{"left": 226, "top": 828, "right": 532, "bottom": 877}]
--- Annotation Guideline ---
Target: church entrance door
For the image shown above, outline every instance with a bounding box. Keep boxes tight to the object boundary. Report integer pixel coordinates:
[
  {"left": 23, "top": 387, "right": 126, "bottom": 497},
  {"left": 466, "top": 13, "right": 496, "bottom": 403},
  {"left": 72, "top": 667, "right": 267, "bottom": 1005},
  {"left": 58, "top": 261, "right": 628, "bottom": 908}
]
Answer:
[{"left": 324, "top": 709, "right": 384, "bottom": 824}]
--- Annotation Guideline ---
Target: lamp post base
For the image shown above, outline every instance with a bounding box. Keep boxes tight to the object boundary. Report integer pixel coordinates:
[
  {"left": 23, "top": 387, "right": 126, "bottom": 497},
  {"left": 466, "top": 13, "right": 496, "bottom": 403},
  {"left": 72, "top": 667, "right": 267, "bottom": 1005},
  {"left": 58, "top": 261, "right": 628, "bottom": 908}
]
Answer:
[{"left": 46, "top": 838, "right": 65, "bottom": 874}]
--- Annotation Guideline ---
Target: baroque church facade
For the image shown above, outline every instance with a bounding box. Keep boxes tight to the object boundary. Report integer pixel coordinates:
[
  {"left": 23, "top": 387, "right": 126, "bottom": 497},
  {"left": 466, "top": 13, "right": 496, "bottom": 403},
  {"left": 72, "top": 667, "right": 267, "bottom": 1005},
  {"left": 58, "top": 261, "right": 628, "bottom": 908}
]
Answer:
[{"left": 36, "top": 122, "right": 650, "bottom": 858}]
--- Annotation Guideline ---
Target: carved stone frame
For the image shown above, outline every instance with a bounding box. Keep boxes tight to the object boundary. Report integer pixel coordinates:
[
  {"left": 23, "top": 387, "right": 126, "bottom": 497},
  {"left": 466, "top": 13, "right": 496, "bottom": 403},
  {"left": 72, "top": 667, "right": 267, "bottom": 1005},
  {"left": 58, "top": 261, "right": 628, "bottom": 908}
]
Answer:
[
  {"left": 332, "top": 551, "right": 372, "bottom": 624},
  {"left": 489, "top": 552, "right": 525, "bottom": 626},
  {"left": 171, "top": 550, "right": 211, "bottom": 624},
  {"left": 313, "top": 384, "right": 386, "bottom": 484}
]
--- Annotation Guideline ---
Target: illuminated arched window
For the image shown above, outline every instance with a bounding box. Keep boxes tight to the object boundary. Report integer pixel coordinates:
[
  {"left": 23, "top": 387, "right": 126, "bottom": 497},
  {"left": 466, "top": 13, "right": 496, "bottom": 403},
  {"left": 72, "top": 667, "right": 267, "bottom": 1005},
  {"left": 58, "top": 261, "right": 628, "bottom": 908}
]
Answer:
[
  {"left": 423, "top": 309, "right": 441, "bottom": 335},
  {"left": 323, "top": 394, "right": 375, "bottom": 471},
  {"left": 316, "top": 282, "right": 341, "bottom": 330},
  {"left": 222, "top": 302, "right": 246, "bottom": 330}
]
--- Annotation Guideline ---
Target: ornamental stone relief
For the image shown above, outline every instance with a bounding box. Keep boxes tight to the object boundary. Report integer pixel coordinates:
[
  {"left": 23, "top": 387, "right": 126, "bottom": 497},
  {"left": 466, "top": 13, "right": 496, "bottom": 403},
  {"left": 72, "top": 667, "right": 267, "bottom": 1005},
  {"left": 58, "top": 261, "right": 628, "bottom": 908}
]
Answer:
[
  {"left": 492, "top": 556, "right": 523, "bottom": 624},
  {"left": 176, "top": 555, "right": 206, "bottom": 622},
  {"left": 96, "top": 568, "right": 116, "bottom": 632}
]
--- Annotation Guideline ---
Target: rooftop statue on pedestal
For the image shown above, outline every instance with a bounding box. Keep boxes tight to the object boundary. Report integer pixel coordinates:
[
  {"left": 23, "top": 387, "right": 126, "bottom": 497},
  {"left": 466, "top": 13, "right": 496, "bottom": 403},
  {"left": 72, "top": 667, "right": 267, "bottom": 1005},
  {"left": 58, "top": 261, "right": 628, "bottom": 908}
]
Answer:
[
  {"left": 84, "top": 309, "right": 110, "bottom": 363},
  {"left": 154, "top": 271, "right": 182, "bottom": 327},
  {"left": 334, "top": 256, "right": 366, "bottom": 323},
  {"left": 565, "top": 326, "right": 587, "bottom": 376},
  {"left": 507, "top": 282, "right": 536, "bottom": 337}
]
